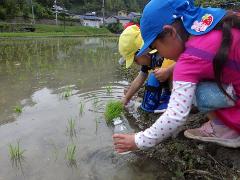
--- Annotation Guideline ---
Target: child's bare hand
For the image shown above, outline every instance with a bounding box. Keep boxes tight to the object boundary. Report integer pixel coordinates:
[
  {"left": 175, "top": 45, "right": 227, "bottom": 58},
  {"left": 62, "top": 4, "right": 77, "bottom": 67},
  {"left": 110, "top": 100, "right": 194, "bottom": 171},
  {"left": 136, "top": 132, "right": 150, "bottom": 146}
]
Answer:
[
  {"left": 121, "top": 97, "right": 128, "bottom": 106},
  {"left": 153, "top": 68, "right": 170, "bottom": 82},
  {"left": 113, "top": 133, "right": 138, "bottom": 153}
]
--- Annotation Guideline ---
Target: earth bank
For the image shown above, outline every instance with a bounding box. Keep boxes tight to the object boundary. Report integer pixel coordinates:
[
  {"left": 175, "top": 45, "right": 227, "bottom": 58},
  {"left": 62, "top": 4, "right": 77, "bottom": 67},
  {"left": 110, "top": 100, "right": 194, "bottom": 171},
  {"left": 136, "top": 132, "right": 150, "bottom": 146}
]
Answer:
[{"left": 120, "top": 64, "right": 240, "bottom": 179}]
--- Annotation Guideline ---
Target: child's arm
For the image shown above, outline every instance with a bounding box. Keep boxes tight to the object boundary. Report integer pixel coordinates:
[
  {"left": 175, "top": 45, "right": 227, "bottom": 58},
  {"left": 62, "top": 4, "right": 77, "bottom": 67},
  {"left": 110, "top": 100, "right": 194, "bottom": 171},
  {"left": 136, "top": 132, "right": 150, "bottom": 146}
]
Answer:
[
  {"left": 113, "top": 81, "right": 196, "bottom": 153},
  {"left": 135, "top": 81, "right": 196, "bottom": 149},
  {"left": 122, "top": 72, "right": 148, "bottom": 105}
]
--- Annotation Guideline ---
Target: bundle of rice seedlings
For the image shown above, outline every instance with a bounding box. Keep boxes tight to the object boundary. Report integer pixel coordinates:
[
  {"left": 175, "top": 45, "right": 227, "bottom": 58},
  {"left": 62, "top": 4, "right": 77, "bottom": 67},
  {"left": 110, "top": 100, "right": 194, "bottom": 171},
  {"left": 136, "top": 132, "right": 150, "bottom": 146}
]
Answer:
[{"left": 104, "top": 100, "right": 123, "bottom": 124}]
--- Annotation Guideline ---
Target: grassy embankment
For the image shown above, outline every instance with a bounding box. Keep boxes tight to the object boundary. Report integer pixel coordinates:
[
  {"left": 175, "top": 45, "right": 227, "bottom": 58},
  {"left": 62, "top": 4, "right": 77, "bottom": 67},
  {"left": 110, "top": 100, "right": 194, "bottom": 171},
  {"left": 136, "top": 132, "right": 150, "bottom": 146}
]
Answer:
[{"left": 0, "top": 24, "right": 114, "bottom": 37}]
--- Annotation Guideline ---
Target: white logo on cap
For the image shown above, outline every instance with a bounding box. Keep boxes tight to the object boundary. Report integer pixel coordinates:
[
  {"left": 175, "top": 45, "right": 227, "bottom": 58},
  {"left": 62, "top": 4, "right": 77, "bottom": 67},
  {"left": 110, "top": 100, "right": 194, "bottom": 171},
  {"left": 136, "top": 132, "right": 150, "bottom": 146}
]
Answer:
[{"left": 191, "top": 14, "right": 214, "bottom": 32}]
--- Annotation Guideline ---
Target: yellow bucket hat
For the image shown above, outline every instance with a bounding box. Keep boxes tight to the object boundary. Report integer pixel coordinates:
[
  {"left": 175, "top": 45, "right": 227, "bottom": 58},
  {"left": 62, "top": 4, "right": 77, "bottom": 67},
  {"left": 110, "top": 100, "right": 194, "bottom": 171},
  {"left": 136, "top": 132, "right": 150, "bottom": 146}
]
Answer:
[{"left": 118, "top": 25, "right": 157, "bottom": 68}]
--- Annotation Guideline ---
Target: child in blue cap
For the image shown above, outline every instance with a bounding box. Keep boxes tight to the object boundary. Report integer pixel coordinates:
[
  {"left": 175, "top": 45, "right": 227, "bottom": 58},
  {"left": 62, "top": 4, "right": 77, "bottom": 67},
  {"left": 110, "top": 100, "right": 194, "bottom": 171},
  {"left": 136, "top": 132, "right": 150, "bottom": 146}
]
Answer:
[{"left": 113, "top": 0, "right": 240, "bottom": 152}]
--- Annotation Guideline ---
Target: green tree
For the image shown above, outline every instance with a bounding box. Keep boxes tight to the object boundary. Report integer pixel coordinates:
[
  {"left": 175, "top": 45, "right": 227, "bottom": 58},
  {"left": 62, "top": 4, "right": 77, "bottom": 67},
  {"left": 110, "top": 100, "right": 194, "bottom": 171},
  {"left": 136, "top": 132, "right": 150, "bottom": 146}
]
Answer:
[
  {"left": 34, "top": 2, "right": 50, "bottom": 18},
  {"left": 107, "top": 22, "right": 123, "bottom": 33},
  {"left": 106, "top": 0, "right": 126, "bottom": 12},
  {"left": 0, "top": 6, "right": 6, "bottom": 20},
  {"left": 124, "top": 0, "right": 139, "bottom": 11},
  {"left": 4, "top": 0, "right": 20, "bottom": 18}
]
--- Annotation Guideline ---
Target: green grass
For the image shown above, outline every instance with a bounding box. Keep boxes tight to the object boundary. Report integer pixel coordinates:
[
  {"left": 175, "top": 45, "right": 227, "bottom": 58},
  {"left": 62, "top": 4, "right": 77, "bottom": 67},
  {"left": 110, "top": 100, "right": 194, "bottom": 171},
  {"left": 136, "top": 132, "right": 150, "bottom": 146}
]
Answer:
[
  {"left": 62, "top": 86, "right": 72, "bottom": 99},
  {"left": 106, "top": 85, "right": 113, "bottom": 95},
  {"left": 13, "top": 105, "right": 22, "bottom": 113},
  {"left": 67, "top": 118, "right": 76, "bottom": 137},
  {"left": 35, "top": 24, "right": 110, "bottom": 34},
  {"left": 9, "top": 141, "right": 25, "bottom": 166},
  {"left": 79, "top": 102, "right": 84, "bottom": 115},
  {"left": 95, "top": 117, "right": 101, "bottom": 134},
  {"left": 104, "top": 100, "right": 124, "bottom": 124},
  {"left": 0, "top": 24, "right": 114, "bottom": 37},
  {"left": 66, "top": 144, "right": 77, "bottom": 167}
]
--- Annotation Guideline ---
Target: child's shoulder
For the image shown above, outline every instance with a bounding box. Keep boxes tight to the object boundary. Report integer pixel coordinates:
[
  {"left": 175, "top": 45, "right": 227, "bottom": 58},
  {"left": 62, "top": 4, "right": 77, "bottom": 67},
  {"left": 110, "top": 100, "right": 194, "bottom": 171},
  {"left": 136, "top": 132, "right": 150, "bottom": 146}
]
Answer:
[
  {"left": 186, "top": 30, "right": 222, "bottom": 52},
  {"left": 186, "top": 29, "right": 240, "bottom": 53}
]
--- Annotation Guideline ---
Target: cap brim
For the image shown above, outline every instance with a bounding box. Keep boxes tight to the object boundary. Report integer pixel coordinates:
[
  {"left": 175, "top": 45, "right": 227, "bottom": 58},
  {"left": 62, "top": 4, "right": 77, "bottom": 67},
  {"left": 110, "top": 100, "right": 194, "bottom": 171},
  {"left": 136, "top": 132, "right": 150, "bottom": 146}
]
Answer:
[
  {"left": 137, "top": 34, "right": 157, "bottom": 57},
  {"left": 125, "top": 54, "right": 134, "bottom": 68}
]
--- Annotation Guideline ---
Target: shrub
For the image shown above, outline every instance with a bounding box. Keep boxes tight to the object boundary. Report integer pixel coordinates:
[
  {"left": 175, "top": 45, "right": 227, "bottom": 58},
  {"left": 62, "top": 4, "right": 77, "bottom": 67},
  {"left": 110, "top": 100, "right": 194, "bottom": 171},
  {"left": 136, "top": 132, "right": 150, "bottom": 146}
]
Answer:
[
  {"left": 107, "top": 22, "right": 123, "bottom": 34},
  {"left": 34, "top": 3, "right": 51, "bottom": 19},
  {"left": 0, "top": 7, "right": 6, "bottom": 20}
]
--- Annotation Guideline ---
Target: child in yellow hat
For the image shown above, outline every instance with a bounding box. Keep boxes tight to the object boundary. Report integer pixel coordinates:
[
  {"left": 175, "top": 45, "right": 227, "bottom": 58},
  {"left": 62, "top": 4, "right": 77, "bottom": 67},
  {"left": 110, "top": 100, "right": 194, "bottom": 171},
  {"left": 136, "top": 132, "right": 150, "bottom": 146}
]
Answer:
[{"left": 118, "top": 25, "right": 175, "bottom": 113}]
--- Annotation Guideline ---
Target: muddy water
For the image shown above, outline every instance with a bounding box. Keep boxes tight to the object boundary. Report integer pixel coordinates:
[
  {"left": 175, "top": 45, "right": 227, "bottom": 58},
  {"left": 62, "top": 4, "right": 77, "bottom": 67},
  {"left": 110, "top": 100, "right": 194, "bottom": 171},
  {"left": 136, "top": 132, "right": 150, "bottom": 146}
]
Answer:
[{"left": 0, "top": 37, "right": 169, "bottom": 180}]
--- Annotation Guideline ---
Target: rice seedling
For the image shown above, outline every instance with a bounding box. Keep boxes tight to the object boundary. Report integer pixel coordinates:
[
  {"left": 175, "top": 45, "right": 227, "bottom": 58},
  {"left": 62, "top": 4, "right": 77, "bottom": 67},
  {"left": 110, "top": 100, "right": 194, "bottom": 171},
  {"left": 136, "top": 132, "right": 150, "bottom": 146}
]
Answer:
[
  {"left": 9, "top": 141, "right": 25, "bottom": 167},
  {"left": 104, "top": 100, "right": 124, "bottom": 124},
  {"left": 66, "top": 144, "right": 77, "bottom": 167},
  {"left": 92, "top": 97, "right": 99, "bottom": 109},
  {"left": 62, "top": 86, "right": 72, "bottom": 99},
  {"left": 14, "top": 105, "right": 22, "bottom": 113},
  {"left": 106, "top": 85, "right": 113, "bottom": 95},
  {"left": 67, "top": 118, "right": 76, "bottom": 137},
  {"left": 95, "top": 117, "right": 101, "bottom": 134},
  {"left": 79, "top": 102, "right": 84, "bottom": 115}
]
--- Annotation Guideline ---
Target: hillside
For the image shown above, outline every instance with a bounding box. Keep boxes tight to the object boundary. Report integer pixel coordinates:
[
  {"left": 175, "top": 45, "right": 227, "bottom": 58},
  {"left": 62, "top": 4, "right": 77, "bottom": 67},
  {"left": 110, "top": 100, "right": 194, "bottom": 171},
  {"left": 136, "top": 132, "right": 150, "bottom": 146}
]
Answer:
[
  {"left": 0, "top": 0, "right": 149, "bottom": 20},
  {"left": 0, "top": 0, "right": 238, "bottom": 21}
]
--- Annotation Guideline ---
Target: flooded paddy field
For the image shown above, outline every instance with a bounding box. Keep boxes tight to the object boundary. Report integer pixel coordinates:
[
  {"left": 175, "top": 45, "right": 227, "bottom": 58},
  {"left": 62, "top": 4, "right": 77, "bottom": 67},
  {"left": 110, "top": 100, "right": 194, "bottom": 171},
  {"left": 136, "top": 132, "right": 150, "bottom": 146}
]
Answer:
[{"left": 0, "top": 37, "right": 170, "bottom": 180}]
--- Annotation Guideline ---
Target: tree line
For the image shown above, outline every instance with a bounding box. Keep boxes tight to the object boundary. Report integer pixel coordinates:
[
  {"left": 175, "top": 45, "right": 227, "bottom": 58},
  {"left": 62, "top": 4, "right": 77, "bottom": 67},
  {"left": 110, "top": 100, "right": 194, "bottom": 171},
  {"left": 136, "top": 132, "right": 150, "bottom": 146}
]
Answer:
[
  {"left": 0, "top": 0, "right": 237, "bottom": 21},
  {"left": 0, "top": 0, "right": 149, "bottom": 20}
]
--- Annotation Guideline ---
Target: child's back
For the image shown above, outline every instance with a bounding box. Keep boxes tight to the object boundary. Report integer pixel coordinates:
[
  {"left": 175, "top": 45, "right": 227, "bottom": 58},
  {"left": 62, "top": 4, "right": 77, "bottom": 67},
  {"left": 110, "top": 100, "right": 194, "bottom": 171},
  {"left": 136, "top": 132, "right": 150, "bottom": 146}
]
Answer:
[
  {"left": 174, "top": 28, "right": 240, "bottom": 132},
  {"left": 174, "top": 28, "right": 240, "bottom": 95}
]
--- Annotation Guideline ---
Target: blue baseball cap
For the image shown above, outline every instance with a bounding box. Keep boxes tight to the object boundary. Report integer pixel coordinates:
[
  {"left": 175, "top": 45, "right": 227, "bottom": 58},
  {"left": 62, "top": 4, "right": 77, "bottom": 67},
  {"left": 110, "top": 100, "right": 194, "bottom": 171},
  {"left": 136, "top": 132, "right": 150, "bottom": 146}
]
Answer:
[{"left": 137, "top": 0, "right": 226, "bottom": 56}]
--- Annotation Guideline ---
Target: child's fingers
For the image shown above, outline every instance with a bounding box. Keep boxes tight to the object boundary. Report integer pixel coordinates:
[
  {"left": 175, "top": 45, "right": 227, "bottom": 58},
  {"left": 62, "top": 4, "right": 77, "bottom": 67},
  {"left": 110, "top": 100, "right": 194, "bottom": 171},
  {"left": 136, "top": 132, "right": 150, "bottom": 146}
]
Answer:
[
  {"left": 113, "top": 133, "right": 134, "bottom": 139},
  {"left": 113, "top": 133, "right": 137, "bottom": 152},
  {"left": 113, "top": 139, "right": 126, "bottom": 145},
  {"left": 112, "top": 134, "right": 126, "bottom": 139},
  {"left": 114, "top": 143, "right": 127, "bottom": 149},
  {"left": 114, "top": 143, "right": 131, "bottom": 151},
  {"left": 113, "top": 139, "right": 130, "bottom": 152}
]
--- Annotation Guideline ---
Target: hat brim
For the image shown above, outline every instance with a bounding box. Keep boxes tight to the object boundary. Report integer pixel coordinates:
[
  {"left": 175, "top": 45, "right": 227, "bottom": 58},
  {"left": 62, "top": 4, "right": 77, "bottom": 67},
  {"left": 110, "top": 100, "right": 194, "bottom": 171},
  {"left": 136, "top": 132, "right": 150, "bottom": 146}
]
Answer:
[
  {"left": 137, "top": 34, "right": 157, "bottom": 57},
  {"left": 122, "top": 48, "right": 157, "bottom": 68},
  {"left": 125, "top": 54, "right": 135, "bottom": 68}
]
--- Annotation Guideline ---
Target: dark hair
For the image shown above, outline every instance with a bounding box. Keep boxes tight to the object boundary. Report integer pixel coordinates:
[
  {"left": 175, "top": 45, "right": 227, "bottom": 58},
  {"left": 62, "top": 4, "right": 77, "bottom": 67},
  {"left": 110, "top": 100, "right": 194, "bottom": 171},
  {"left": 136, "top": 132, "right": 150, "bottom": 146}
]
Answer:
[
  {"left": 157, "top": 18, "right": 189, "bottom": 42},
  {"left": 213, "top": 12, "right": 240, "bottom": 101}
]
